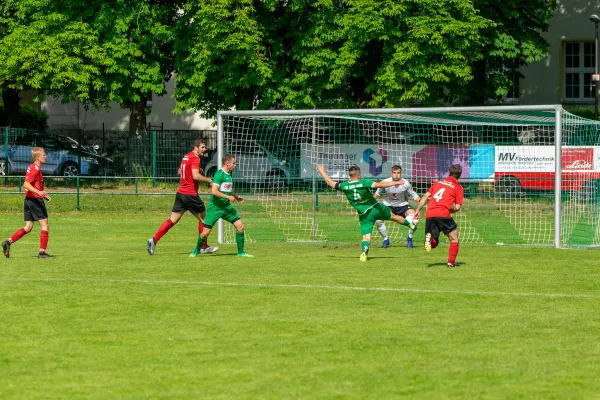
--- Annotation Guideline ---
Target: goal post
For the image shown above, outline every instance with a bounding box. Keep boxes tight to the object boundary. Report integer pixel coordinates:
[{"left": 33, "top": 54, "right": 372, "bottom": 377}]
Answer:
[{"left": 214, "top": 105, "right": 600, "bottom": 248}]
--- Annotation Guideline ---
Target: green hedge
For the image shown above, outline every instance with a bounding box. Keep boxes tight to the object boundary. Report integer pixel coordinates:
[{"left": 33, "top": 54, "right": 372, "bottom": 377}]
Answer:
[
  {"left": 564, "top": 105, "right": 600, "bottom": 121},
  {"left": 0, "top": 103, "right": 48, "bottom": 130}
]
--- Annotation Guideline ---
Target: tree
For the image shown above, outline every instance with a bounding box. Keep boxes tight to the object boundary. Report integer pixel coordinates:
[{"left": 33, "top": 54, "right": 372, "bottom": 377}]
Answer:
[
  {"left": 83, "top": 0, "right": 182, "bottom": 135},
  {"left": 0, "top": 0, "right": 181, "bottom": 135},
  {"left": 174, "top": 0, "right": 492, "bottom": 117},
  {"left": 0, "top": 0, "right": 24, "bottom": 127},
  {"left": 461, "top": 0, "right": 557, "bottom": 105}
]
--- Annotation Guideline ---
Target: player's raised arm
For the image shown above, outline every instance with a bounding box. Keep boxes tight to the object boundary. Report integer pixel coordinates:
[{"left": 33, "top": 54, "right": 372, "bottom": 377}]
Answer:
[{"left": 316, "top": 164, "right": 338, "bottom": 189}]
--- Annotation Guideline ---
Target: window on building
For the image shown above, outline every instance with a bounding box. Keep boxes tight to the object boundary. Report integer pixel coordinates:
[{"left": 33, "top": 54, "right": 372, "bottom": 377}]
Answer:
[{"left": 564, "top": 42, "right": 596, "bottom": 102}]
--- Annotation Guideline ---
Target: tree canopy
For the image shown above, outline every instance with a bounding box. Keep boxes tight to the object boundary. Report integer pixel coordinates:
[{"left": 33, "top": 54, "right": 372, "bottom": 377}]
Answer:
[
  {"left": 0, "top": 0, "right": 558, "bottom": 127},
  {"left": 0, "top": 0, "right": 182, "bottom": 133}
]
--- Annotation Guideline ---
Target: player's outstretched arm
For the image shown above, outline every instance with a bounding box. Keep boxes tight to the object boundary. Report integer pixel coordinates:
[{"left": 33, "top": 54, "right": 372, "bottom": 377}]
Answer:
[
  {"left": 316, "top": 164, "right": 337, "bottom": 189},
  {"left": 372, "top": 180, "right": 399, "bottom": 189},
  {"left": 414, "top": 192, "right": 431, "bottom": 219}
]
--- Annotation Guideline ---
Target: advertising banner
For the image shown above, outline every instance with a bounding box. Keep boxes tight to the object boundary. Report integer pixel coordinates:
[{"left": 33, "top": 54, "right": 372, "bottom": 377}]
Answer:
[
  {"left": 300, "top": 144, "right": 420, "bottom": 179},
  {"left": 495, "top": 146, "right": 599, "bottom": 172},
  {"left": 300, "top": 144, "right": 496, "bottom": 181}
]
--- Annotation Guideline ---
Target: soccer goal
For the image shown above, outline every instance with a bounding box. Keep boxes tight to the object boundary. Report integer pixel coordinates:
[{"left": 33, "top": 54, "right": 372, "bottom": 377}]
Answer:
[{"left": 214, "top": 105, "right": 600, "bottom": 248}]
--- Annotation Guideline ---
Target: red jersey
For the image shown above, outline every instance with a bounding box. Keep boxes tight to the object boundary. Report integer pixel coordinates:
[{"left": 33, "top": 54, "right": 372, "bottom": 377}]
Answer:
[
  {"left": 25, "top": 163, "right": 44, "bottom": 199},
  {"left": 177, "top": 151, "right": 201, "bottom": 195},
  {"left": 425, "top": 176, "right": 463, "bottom": 218}
]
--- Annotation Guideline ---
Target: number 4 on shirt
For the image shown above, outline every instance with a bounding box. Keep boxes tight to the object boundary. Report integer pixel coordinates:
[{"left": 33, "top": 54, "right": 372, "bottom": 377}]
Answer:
[{"left": 433, "top": 188, "right": 445, "bottom": 202}]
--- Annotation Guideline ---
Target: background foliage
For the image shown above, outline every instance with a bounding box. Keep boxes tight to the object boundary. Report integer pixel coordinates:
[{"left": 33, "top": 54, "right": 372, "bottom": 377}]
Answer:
[{"left": 0, "top": 0, "right": 559, "bottom": 127}]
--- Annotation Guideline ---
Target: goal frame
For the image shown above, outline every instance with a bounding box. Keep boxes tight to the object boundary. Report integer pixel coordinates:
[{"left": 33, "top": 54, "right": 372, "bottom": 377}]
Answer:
[{"left": 216, "top": 105, "right": 564, "bottom": 248}]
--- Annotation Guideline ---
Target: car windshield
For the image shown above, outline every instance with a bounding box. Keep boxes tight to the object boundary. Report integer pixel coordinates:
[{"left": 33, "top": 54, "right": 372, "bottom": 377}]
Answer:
[{"left": 55, "top": 135, "right": 79, "bottom": 148}]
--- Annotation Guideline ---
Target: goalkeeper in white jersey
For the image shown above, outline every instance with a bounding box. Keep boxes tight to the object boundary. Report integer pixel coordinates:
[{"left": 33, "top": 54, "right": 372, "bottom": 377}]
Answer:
[{"left": 374, "top": 165, "right": 421, "bottom": 248}]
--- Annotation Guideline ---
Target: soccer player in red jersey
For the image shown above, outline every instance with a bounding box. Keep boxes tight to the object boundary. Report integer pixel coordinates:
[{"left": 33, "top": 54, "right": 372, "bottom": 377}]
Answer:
[
  {"left": 414, "top": 164, "right": 464, "bottom": 268},
  {"left": 147, "top": 139, "right": 218, "bottom": 255},
  {"left": 2, "top": 147, "right": 53, "bottom": 259}
]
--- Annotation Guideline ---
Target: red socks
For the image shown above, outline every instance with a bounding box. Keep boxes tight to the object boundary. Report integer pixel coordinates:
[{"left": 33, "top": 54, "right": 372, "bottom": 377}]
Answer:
[
  {"left": 10, "top": 228, "right": 27, "bottom": 243},
  {"left": 153, "top": 219, "right": 175, "bottom": 243},
  {"left": 431, "top": 237, "right": 438, "bottom": 249},
  {"left": 198, "top": 222, "right": 208, "bottom": 249},
  {"left": 153, "top": 219, "right": 209, "bottom": 248},
  {"left": 40, "top": 230, "right": 49, "bottom": 252},
  {"left": 448, "top": 242, "right": 459, "bottom": 264}
]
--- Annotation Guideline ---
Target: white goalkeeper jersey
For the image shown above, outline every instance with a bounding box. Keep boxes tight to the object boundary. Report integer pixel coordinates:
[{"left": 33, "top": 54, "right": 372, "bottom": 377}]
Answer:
[{"left": 375, "top": 177, "right": 419, "bottom": 207}]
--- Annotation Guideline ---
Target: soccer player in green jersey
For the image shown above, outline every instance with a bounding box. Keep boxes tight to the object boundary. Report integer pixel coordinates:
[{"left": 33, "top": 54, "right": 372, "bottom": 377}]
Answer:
[
  {"left": 190, "top": 154, "right": 254, "bottom": 258},
  {"left": 317, "top": 164, "right": 417, "bottom": 261}
]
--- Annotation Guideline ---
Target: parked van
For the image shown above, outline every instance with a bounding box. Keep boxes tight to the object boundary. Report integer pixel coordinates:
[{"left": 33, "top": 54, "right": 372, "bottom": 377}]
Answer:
[{"left": 203, "top": 140, "right": 291, "bottom": 189}]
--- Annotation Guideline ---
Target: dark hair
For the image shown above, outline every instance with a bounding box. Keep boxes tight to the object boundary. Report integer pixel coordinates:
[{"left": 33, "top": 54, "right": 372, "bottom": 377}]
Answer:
[
  {"left": 222, "top": 153, "right": 235, "bottom": 164},
  {"left": 348, "top": 166, "right": 361, "bottom": 178},
  {"left": 192, "top": 139, "right": 206, "bottom": 149},
  {"left": 391, "top": 165, "right": 402, "bottom": 172},
  {"left": 448, "top": 164, "right": 462, "bottom": 179}
]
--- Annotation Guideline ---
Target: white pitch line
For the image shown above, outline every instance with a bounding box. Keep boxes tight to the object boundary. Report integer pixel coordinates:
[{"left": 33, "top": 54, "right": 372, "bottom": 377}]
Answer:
[{"left": 3, "top": 277, "right": 600, "bottom": 299}]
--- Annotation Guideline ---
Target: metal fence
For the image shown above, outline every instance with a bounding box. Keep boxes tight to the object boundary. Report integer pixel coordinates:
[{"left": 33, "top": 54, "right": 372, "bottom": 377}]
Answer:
[{"left": 0, "top": 126, "right": 217, "bottom": 179}]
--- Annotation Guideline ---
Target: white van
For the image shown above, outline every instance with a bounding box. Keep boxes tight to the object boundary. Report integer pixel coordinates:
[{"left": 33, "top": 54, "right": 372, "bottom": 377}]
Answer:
[{"left": 203, "top": 140, "right": 291, "bottom": 189}]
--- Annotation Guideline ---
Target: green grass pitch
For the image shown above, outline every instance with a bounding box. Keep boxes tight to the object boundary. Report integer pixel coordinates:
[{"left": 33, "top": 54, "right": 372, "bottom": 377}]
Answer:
[{"left": 1, "top": 194, "right": 600, "bottom": 398}]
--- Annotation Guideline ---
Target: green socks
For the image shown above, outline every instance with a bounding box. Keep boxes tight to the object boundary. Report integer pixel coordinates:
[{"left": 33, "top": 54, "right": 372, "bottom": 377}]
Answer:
[
  {"left": 402, "top": 219, "right": 411, "bottom": 227},
  {"left": 195, "top": 235, "right": 206, "bottom": 251},
  {"left": 236, "top": 231, "right": 245, "bottom": 254},
  {"left": 362, "top": 240, "right": 369, "bottom": 254}
]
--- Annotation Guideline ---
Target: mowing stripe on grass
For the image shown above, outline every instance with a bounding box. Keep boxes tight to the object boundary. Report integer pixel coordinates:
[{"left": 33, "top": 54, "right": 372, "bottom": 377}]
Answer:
[{"left": 4, "top": 277, "right": 600, "bottom": 299}]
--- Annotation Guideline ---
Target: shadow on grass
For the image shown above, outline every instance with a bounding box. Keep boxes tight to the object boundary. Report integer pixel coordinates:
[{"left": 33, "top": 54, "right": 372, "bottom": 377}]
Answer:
[
  {"left": 426, "top": 261, "right": 465, "bottom": 268},
  {"left": 177, "top": 252, "right": 245, "bottom": 258}
]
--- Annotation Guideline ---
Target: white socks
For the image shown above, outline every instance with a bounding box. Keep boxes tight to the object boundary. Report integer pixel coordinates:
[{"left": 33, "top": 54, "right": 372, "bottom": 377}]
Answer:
[{"left": 376, "top": 220, "right": 388, "bottom": 240}]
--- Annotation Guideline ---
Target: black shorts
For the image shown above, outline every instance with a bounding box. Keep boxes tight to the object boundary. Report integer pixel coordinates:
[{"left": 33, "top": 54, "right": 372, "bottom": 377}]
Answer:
[
  {"left": 425, "top": 217, "right": 457, "bottom": 240},
  {"left": 388, "top": 204, "right": 412, "bottom": 217},
  {"left": 172, "top": 193, "right": 206, "bottom": 214},
  {"left": 24, "top": 197, "right": 48, "bottom": 221}
]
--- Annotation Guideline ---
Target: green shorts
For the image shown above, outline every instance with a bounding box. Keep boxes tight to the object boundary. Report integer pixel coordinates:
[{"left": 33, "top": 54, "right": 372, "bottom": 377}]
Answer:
[
  {"left": 359, "top": 203, "right": 392, "bottom": 235},
  {"left": 204, "top": 203, "right": 240, "bottom": 228}
]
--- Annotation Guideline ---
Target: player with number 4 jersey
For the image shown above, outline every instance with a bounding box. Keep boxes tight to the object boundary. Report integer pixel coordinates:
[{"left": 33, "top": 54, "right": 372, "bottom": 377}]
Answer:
[{"left": 414, "top": 164, "right": 464, "bottom": 267}]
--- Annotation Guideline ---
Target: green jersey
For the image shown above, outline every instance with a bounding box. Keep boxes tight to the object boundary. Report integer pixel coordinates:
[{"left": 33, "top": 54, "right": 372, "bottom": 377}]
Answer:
[
  {"left": 210, "top": 168, "right": 233, "bottom": 207},
  {"left": 337, "top": 179, "right": 378, "bottom": 215}
]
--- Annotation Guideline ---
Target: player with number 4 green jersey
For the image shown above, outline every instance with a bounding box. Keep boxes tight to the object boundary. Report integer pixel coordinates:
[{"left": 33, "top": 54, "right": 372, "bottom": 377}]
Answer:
[{"left": 317, "top": 164, "right": 417, "bottom": 262}]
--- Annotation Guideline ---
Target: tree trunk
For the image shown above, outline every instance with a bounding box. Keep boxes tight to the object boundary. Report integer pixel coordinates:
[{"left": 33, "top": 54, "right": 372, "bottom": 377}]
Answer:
[
  {"left": 129, "top": 99, "right": 147, "bottom": 136},
  {"left": 1, "top": 87, "right": 21, "bottom": 128},
  {"left": 464, "top": 59, "right": 487, "bottom": 106}
]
